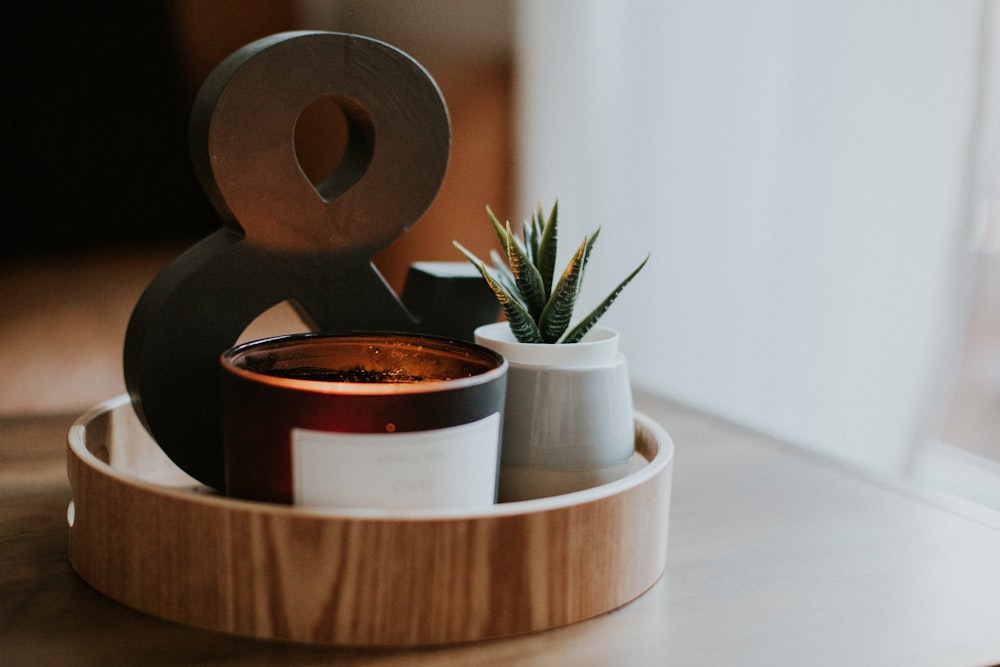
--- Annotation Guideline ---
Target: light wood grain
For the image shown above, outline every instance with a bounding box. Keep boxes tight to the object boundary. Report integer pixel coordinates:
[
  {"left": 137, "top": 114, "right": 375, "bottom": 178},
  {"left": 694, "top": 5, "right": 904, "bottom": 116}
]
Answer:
[
  {"left": 7, "top": 394, "right": 1000, "bottom": 665},
  {"left": 66, "top": 396, "right": 673, "bottom": 646}
]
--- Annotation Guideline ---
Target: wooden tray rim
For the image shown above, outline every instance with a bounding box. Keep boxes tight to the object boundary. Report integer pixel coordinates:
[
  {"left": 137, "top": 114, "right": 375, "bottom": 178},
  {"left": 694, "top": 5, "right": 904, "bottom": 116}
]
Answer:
[{"left": 68, "top": 393, "right": 673, "bottom": 520}]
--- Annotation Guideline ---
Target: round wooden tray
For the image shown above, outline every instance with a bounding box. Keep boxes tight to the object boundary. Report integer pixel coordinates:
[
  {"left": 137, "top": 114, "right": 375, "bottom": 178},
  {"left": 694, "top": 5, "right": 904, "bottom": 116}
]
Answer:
[{"left": 66, "top": 395, "right": 674, "bottom": 647}]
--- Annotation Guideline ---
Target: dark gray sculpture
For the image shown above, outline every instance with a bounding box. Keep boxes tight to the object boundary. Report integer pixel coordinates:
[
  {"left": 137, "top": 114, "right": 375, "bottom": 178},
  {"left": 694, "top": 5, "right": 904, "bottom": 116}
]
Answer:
[{"left": 124, "top": 32, "right": 497, "bottom": 491}]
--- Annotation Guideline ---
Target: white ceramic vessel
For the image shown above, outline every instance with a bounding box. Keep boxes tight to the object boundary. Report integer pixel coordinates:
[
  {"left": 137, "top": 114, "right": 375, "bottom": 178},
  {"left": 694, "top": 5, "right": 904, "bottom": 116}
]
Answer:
[{"left": 474, "top": 322, "right": 636, "bottom": 501}]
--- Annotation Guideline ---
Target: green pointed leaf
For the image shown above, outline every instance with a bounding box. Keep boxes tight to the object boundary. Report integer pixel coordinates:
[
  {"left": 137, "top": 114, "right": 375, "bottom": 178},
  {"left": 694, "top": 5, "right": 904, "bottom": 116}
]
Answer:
[
  {"left": 536, "top": 199, "right": 559, "bottom": 297},
  {"left": 486, "top": 206, "right": 514, "bottom": 257},
  {"left": 522, "top": 215, "right": 535, "bottom": 266},
  {"left": 453, "top": 240, "right": 484, "bottom": 270},
  {"left": 454, "top": 240, "right": 540, "bottom": 341},
  {"left": 529, "top": 203, "right": 544, "bottom": 263},
  {"left": 504, "top": 222, "right": 546, "bottom": 318},
  {"left": 562, "top": 254, "right": 649, "bottom": 343},
  {"left": 456, "top": 241, "right": 517, "bottom": 296},
  {"left": 455, "top": 241, "right": 511, "bottom": 297},
  {"left": 489, "top": 249, "right": 519, "bottom": 296},
  {"left": 487, "top": 207, "right": 528, "bottom": 264},
  {"left": 537, "top": 234, "right": 588, "bottom": 343},
  {"left": 575, "top": 225, "right": 600, "bottom": 295},
  {"left": 481, "top": 264, "right": 543, "bottom": 343},
  {"left": 457, "top": 199, "right": 648, "bottom": 345}
]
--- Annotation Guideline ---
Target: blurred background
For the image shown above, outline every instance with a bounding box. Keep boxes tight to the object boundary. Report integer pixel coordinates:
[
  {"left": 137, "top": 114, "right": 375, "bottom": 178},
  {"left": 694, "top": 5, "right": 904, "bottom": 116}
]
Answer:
[
  {"left": 2, "top": 0, "right": 514, "bottom": 409},
  {"left": 3, "top": 1, "right": 999, "bottom": 511}
]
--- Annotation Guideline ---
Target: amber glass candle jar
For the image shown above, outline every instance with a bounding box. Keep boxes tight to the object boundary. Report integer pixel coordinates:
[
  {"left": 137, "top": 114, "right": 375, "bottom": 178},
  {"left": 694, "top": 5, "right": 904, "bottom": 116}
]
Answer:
[{"left": 220, "top": 333, "right": 507, "bottom": 509}]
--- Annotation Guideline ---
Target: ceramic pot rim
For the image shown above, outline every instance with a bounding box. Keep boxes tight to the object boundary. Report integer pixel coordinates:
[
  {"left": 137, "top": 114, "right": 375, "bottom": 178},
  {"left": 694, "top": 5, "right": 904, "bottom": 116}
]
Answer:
[{"left": 473, "top": 322, "right": 620, "bottom": 368}]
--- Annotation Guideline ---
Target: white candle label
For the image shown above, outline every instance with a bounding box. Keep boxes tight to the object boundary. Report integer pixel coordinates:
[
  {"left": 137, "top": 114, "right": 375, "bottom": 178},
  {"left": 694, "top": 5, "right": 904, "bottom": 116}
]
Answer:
[{"left": 291, "top": 413, "right": 500, "bottom": 509}]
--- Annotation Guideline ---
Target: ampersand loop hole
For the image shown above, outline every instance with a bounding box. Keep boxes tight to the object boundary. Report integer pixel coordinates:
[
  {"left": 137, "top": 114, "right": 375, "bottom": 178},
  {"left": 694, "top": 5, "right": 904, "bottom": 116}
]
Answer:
[{"left": 294, "top": 95, "right": 374, "bottom": 203}]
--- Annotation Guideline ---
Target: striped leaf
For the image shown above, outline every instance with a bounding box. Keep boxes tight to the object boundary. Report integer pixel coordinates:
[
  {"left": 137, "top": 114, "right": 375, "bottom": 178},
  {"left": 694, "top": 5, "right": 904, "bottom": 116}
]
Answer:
[
  {"left": 522, "top": 213, "right": 535, "bottom": 266},
  {"left": 481, "top": 264, "right": 543, "bottom": 343},
  {"left": 489, "top": 249, "right": 519, "bottom": 297},
  {"left": 562, "top": 254, "right": 649, "bottom": 343},
  {"left": 535, "top": 199, "right": 559, "bottom": 298},
  {"left": 455, "top": 199, "right": 648, "bottom": 345},
  {"left": 504, "top": 221, "right": 546, "bottom": 319},
  {"left": 537, "top": 234, "right": 589, "bottom": 343},
  {"left": 454, "top": 241, "right": 542, "bottom": 343},
  {"left": 487, "top": 206, "right": 528, "bottom": 266}
]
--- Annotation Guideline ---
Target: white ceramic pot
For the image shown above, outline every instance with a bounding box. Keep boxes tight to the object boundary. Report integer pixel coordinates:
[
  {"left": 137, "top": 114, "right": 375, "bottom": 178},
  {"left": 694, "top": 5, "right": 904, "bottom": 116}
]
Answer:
[{"left": 474, "top": 322, "right": 635, "bottom": 501}]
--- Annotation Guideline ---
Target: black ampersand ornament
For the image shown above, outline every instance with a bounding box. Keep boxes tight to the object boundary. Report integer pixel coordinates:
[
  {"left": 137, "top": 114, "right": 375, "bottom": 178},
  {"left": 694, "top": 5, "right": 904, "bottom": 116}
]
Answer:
[{"left": 124, "top": 32, "right": 491, "bottom": 491}]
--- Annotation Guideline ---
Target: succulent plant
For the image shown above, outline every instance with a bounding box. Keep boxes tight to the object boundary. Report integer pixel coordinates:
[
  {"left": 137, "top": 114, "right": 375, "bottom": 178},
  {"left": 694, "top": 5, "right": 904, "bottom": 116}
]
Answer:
[{"left": 454, "top": 199, "right": 648, "bottom": 344}]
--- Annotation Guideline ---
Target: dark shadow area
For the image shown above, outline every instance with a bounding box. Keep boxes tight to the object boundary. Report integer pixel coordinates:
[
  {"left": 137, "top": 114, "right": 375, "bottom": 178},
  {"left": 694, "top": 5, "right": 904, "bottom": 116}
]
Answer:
[{"left": 3, "top": 3, "right": 218, "bottom": 259}]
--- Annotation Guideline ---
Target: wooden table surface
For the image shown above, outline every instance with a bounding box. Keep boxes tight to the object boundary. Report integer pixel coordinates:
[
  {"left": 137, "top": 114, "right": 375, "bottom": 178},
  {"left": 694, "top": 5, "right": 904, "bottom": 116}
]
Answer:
[{"left": 4, "top": 390, "right": 1000, "bottom": 666}]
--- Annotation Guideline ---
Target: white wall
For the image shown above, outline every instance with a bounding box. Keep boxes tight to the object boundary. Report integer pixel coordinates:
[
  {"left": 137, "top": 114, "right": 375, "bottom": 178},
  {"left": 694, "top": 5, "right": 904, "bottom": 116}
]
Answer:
[{"left": 514, "top": 0, "right": 985, "bottom": 474}]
